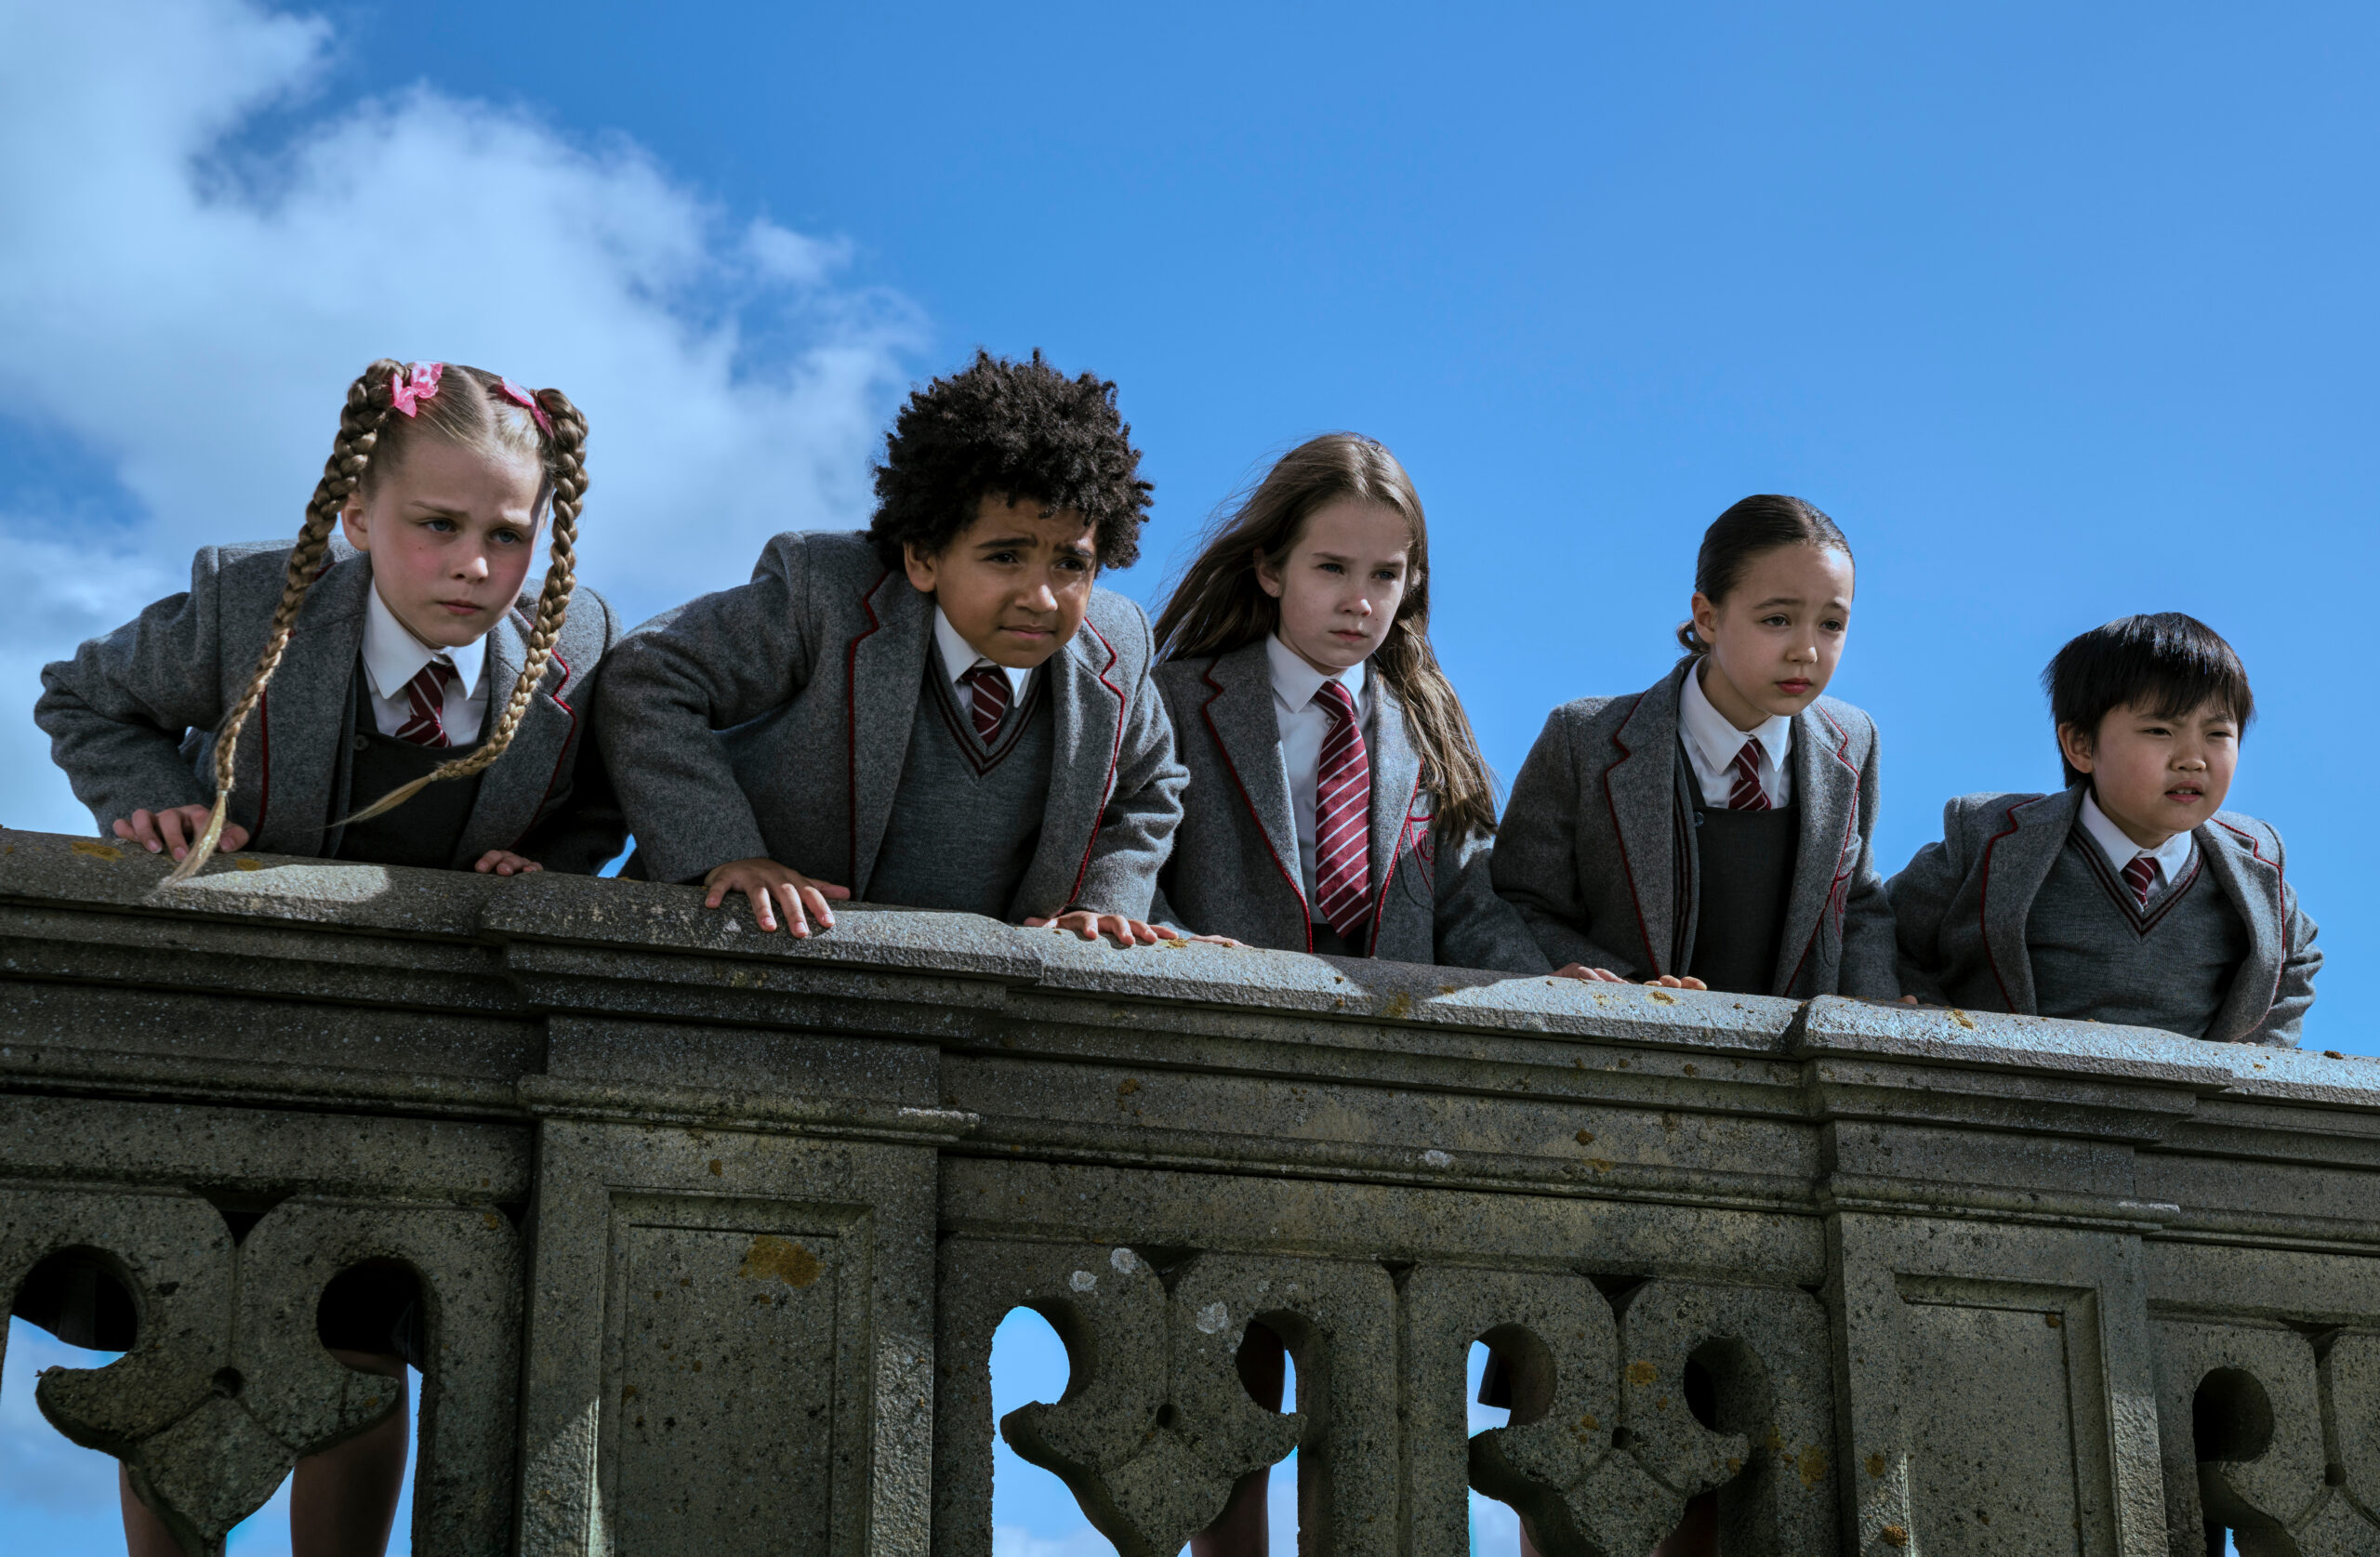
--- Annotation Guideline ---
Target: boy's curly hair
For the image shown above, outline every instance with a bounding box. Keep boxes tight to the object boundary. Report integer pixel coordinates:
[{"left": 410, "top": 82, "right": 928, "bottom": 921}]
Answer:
[{"left": 868, "top": 350, "right": 1153, "bottom": 572}]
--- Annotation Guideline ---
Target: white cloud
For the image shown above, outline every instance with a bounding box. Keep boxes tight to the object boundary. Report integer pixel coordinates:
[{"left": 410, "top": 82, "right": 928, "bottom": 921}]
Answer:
[{"left": 0, "top": 0, "right": 922, "bottom": 834}]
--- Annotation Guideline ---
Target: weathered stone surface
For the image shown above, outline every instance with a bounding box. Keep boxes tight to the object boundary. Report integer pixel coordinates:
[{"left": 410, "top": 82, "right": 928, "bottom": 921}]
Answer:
[{"left": 4, "top": 829, "right": 2380, "bottom": 1551}]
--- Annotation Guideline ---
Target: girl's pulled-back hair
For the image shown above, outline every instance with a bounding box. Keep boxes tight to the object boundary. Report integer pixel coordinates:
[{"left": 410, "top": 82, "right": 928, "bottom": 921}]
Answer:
[
  {"left": 1152, "top": 433, "right": 1501, "bottom": 842},
  {"left": 165, "top": 359, "right": 589, "bottom": 884},
  {"left": 1675, "top": 494, "right": 1853, "bottom": 655}
]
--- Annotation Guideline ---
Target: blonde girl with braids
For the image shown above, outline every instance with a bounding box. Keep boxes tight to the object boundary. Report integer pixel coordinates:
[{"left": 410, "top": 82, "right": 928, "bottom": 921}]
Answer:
[
  {"left": 39, "top": 358, "right": 624, "bottom": 887},
  {"left": 1147, "top": 431, "right": 1547, "bottom": 971},
  {"left": 33, "top": 361, "right": 623, "bottom": 1551}
]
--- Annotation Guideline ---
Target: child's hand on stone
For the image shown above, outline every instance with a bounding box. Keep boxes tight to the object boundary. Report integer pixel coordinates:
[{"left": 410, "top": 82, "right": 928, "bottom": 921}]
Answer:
[
  {"left": 473, "top": 851, "right": 543, "bottom": 877},
  {"left": 704, "top": 857, "right": 850, "bottom": 936},
  {"left": 1027, "top": 910, "right": 1162, "bottom": 946},
  {"left": 114, "top": 805, "right": 247, "bottom": 862}
]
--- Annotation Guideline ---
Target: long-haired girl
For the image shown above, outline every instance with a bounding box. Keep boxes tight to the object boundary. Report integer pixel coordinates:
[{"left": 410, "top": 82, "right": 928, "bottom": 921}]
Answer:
[
  {"left": 1491, "top": 494, "right": 1897, "bottom": 999},
  {"left": 1149, "top": 431, "right": 1545, "bottom": 967},
  {"left": 31, "top": 358, "right": 621, "bottom": 1555}
]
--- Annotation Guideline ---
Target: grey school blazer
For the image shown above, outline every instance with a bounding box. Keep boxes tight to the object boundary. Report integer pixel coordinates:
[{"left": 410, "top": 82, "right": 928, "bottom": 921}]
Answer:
[
  {"left": 594, "top": 529, "right": 1186, "bottom": 920},
  {"left": 1146, "top": 641, "right": 1547, "bottom": 972},
  {"left": 34, "top": 541, "right": 625, "bottom": 873},
  {"left": 1886, "top": 785, "right": 2320, "bottom": 1047},
  {"left": 1490, "top": 659, "right": 1898, "bottom": 997}
]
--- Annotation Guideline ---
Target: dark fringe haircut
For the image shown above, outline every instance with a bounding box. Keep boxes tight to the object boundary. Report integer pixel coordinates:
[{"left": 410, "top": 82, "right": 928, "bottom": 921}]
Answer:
[
  {"left": 2042, "top": 613, "right": 2254, "bottom": 787},
  {"left": 1677, "top": 494, "right": 1853, "bottom": 654},
  {"left": 1151, "top": 432, "right": 1501, "bottom": 843}
]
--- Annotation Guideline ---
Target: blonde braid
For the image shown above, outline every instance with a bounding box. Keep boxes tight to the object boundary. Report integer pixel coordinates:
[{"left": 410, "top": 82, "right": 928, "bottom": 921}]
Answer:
[
  {"left": 165, "top": 361, "right": 403, "bottom": 885},
  {"left": 342, "top": 386, "right": 587, "bottom": 825}
]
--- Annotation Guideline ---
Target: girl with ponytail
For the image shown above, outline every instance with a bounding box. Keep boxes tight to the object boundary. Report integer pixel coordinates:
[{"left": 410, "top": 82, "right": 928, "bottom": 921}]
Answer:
[
  {"left": 1491, "top": 494, "right": 1898, "bottom": 1001},
  {"left": 33, "top": 361, "right": 624, "bottom": 1550},
  {"left": 40, "top": 358, "right": 623, "bottom": 886}
]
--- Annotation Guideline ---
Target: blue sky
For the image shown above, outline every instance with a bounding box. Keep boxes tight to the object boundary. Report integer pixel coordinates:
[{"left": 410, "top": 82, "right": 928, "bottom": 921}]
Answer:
[{"left": 0, "top": 0, "right": 2359, "bottom": 1547}]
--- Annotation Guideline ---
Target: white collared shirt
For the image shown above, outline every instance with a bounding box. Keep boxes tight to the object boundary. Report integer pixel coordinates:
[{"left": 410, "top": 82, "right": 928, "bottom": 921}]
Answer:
[
  {"left": 1677, "top": 660, "right": 1793, "bottom": 808},
  {"left": 360, "top": 583, "right": 488, "bottom": 744},
  {"left": 2079, "top": 788, "right": 2195, "bottom": 891},
  {"left": 933, "top": 607, "right": 1030, "bottom": 726},
  {"left": 1267, "top": 634, "right": 1369, "bottom": 904}
]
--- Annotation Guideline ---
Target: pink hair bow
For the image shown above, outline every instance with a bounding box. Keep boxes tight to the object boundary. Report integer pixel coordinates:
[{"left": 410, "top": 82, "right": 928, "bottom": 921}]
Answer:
[
  {"left": 497, "top": 376, "right": 554, "bottom": 436},
  {"left": 389, "top": 361, "right": 444, "bottom": 416}
]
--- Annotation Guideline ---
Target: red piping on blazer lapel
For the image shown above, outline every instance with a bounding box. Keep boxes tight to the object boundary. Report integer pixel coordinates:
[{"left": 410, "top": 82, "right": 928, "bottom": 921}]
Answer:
[
  {"left": 1363, "top": 768, "right": 1424, "bottom": 955},
  {"left": 1975, "top": 794, "right": 2061, "bottom": 1012},
  {"left": 844, "top": 570, "right": 891, "bottom": 889},
  {"left": 1063, "top": 620, "right": 1129, "bottom": 907},
  {"left": 1778, "top": 703, "right": 1862, "bottom": 996},
  {"left": 512, "top": 645, "right": 576, "bottom": 850},
  {"left": 1200, "top": 661, "right": 1311, "bottom": 950},
  {"left": 2213, "top": 818, "right": 2288, "bottom": 1026},
  {"left": 1600, "top": 690, "right": 1664, "bottom": 976}
]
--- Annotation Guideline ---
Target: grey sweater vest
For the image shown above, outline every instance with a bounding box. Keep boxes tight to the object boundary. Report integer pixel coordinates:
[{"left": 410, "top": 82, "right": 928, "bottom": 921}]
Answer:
[
  {"left": 866, "top": 653, "right": 1053, "bottom": 919},
  {"left": 2026, "top": 828, "right": 2251, "bottom": 1038}
]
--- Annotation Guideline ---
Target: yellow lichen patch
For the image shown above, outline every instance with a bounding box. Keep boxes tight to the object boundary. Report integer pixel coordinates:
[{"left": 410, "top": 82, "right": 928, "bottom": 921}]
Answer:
[
  {"left": 1881, "top": 1525, "right": 1908, "bottom": 1548},
  {"left": 1766, "top": 1428, "right": 1786, "bottom": 1451},
  {"left": 1726, "top": 1457, "right": 1742, "bottom": 1474},
  {"left": 1575, "top": 1129, "right": 1595, "bottom": 1146},
  {"left": 1437, "top": 984, "right": 1458, "bottom": 996},
  {"left": 707, "top": 1159, "right": 724, "bottom": 1177},
  {"left": 739, "top": 1234, "right": 820, "bottom": 1287},
  {"left": 1588, "top": 1158, "right": 1615, "bottom": 1172},
  {"left": 1949, "top": 1009, "right": 1977, "bottom": 1031},
  {"left": 69, "top": 840, "right": 121, "bottom": 861},
  {"left": 483, "top": 1211, "right": 503, "bottom": 1231},
  {"left": 1625, "top": 1359, "right": 1658, "bottom": 1387},
  {"left": 1117, "top": 1078, "right": 1141, "bottom": 1097},
  {"left": 1683, "top": 1062, "right": 1699, "bottom": 1076},
  {"left": 1865, "top": 1451, "right": 1886, "bottom": 1478},
  {"left": 1647, "top": 989, "right": 1676, "bottom": 1005},
  {"left": 1797, "top": 1446, "right": 1827, "bottom": 1487},
  {"left": 1380, "top": 992, "right": 1413, "bottom": 1020},
  {"left": 1163, "top": 937, "right": 1188, "bottom": 949},
  {"left": 233, "top": 857, "right": 264, "bottom": 871}
]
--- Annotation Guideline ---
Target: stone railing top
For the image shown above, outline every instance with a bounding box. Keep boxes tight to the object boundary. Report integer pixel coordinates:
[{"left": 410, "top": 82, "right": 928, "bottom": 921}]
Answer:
[{"left": 3, "top": 826, "right": 2373, "bottom": 1120}]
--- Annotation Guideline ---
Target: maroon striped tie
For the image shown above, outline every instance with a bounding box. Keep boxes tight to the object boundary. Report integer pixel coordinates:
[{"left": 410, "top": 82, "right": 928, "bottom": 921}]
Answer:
[
  {"left": 393, "top": 660, "right": 457, "bottom": 747},
  {"left": 2122, "top": 855, "right": 2159, "bottom": 907},
  {"left": 1311, "top": 680, "right": 1372, "bottom": 941},
  {"left": 1726, "top": 738, "right": 1771, "bottom": 811},
  {"left": 961, "top": 663, "right": 1010, "bottom": 744}
]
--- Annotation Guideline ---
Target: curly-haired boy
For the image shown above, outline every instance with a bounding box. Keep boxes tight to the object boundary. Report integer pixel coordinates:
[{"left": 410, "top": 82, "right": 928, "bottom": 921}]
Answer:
[{"left": 599, "top": 350, "right": 1187, "bottom": 942}]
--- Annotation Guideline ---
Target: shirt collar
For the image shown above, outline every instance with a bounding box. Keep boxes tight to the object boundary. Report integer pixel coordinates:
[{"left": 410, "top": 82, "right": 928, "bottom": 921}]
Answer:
[
  {"left": 1265, "top": 632, "right": 1364, "bottom": 714},
  {"left": 932, "top": 606, "right": 1030, "bottom": 698},
  {"left": 1678, "top": 659, "right": 1793, "bottom": 776},
  {"left": 2079, "top": 788, "right": 2195, "bottom": 878},
  {"left": 361, "top": 579, "right": 484, "bottom": 702}
]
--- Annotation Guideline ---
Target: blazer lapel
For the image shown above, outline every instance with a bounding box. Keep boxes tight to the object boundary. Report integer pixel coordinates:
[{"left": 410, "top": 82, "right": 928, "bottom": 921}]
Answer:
[
  {"left": 1203, "top": 641, "right": 1304, "bottom": 911},
  {"left": 845, "top": 574, "right": 930, "bottom": 893},
  {"left": 1022, "top": 617, "right": 1126, "bottom": 911},
  {"left": 1605, "top": 665, "right": 1689, "bottom": 976},
  {"left": 1771, "top": 704, "right": 1857, "bottom": 994},
  {"left": 452, "top": 607, "right": 578, "bottom": 864},
  {"left": 1365, "top": 678, "right": 1424, "bottom": 926},
  {"left": 2198, "top": 821, "right": 2286, "bottom": 1044},
  {"left": 1977, "top": 787, "right": 2082, "bottom": 1013},
  {"left": 250, "top": 554, "right": 371, "bottom": 856}
]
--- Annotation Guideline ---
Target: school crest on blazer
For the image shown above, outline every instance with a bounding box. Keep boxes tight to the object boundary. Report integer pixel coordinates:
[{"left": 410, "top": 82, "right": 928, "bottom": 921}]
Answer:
[{"left": 1491, "top": 658, "right": 1898, "bottom": 997}]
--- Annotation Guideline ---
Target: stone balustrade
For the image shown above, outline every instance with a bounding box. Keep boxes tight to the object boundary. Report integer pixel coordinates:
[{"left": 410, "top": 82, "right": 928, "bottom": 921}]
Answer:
[{"left": 2, "top": 826, "right": 2377, "bottom": 1555}]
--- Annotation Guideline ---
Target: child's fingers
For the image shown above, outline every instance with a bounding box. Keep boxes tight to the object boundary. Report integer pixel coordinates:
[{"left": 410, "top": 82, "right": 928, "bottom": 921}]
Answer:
[
  {"left": 814, "top": 882, "right": 853, "bottom": 901},
  {"left": 748, "top": 881, "right": 780, "bottom": 932},
  {"left": 775, "top": 880, "right": 812, "bottom": 938},
  {"left": 221, "top": 823, "right": 251, "bottom": 852},
  {"left": 799, "top": 884, "right": 836, "bottom": 930},
  {"left": 157, "top": 808, "right": 191, "bottom": 860}
]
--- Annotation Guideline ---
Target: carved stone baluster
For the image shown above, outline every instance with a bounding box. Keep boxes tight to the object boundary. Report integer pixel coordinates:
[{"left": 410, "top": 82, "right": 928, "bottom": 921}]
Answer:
[
  {"left": 1399, "top": 1265, "right": 1619, "bottom": 1557},
  {"left": 2312, "top": 1330, "right": 2380, "bottom": 1550},
  {"left": 237, "top": 1197, "right": 522, "bottom": 1555},
  {"left": 1617, "top": 1280, "right": 1835, "bottom": 1557},
  {"left": 1168, "top": 1253, "right": 1398, "bottom": 1556},
  {"left": 0, "top": 1186, "right": 251, "bottom": 1554}
]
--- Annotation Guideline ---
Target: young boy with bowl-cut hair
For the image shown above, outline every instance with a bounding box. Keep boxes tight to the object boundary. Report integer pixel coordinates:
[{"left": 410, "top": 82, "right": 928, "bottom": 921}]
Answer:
[
  {"left": 598, "top": 350, "right": 1187, "bottom": 943},
  {"left": 1888, "top": 613, "right": 2318, "bottom": 1046}
]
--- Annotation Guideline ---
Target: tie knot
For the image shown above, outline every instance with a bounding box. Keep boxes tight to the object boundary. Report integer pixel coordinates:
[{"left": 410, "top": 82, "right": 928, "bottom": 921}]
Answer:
[{"left": 1316, "top": 679, "right": 1359, "bottom": 724}]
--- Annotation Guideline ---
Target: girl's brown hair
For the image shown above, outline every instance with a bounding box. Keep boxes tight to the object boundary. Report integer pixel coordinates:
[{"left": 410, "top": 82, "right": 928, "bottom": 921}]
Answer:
[
  {"left": 1151, "top": 432, "right": 1501, "bottom": 841},
  {"left": 1675, "top": 494, "right": 1852, "bottom": 655},
  {"left": 165, "top": 359, "right": 588, "bottom": 884}
]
